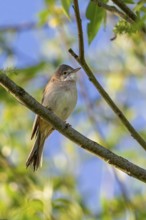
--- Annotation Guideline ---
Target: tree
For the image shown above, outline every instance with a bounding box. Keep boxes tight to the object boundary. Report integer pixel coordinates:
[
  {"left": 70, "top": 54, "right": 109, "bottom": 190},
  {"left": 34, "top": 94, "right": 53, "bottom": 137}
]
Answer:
[{"left": 0, "top": 0, "right": 146, "bottom": 219}]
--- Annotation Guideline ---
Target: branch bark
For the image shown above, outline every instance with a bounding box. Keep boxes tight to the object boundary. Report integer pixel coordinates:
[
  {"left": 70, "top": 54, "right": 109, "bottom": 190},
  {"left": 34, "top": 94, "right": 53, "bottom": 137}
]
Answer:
[
  {"left": 69, "top": 0, "right": 146, "bottom": 152},
  {"left": 0, "top": 22, "right": 48, "bottom": 32},
  {"left": 91, "top": 0, "right": 133, "bottom": 23},
  {"left": 0, "top": 73, "right": 146, "bottom": 183},
  {"left": 111, "top": 0, "right": 146, "bottom": 33},
  {"left": 111, "top": 0, "right": 137, "bottom": 22},
  {"left": 73, "top": 0, "right": 85, "bottom": 62},
  {"left": 91, "top": 0, "right": 146, "bottom": 33}
]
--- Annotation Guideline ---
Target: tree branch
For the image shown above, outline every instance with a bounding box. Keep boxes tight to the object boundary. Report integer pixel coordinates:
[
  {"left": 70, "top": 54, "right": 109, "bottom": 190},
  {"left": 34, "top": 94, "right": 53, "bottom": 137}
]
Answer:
[
  {"left": 112, "top": 0, "right": 146, "bottom": 34},
  {"left": 111, "top": 0, "right": 146, "bottom": 33},
  {"left": 0, "top": 72, "right": 146, "bottom": 183},
  {"left": 68, "top": 50, "right": 146, "bottom": 152},
  {"left": 68, "top": 0, "right": 146, "bottom": 152},
  {"left": 92, "top": 0, "right": 146, "bottom": 33},
  {"left": 111, "top": 0, "right": 137, "bottom": 22},
  {"left": 73, "top": 0, "right": 84, "bottom": 62},
  {"left": 91, "top": 0, "right": 133, "bottom": 23},
  {"left": 79, "top": 84, "right": 135, "bottom": 209},
  {"left": 0, "top": 22, "right": 48, "bottom": 32}
]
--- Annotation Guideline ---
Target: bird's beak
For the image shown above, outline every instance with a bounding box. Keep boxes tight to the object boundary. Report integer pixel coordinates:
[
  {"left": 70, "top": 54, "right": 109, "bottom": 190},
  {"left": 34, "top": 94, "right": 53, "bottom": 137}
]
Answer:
[{"left": 70, "top": 67, "right": 81, "bottom": 74}]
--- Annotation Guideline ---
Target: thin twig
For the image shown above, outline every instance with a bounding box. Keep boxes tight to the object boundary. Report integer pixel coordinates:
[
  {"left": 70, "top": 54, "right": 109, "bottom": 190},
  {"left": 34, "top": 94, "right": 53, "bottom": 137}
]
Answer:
[
  {"left": 92, "top": 0, "right": 146, "bottom": 33},
  {"left": 80, "top": 83, "right": 136, "bottom": 211},
  {"left": 0, "top": 73, "right": 146, "bottom": 183},
  {"left": 68, "top": 49, "right": 146, "bottom": 151},
  {"left": 91, "top": 0, "right": 133, "bottom": 23},
  {"left": 0, "top": 22, "right": 48, "bottom": 32},
  {"left": 112, "top": 0, "right": 146, "bottom": 33},
  {"left": 113, "top": 169, "right": 136, "bottom": 211},
  {"left": 112, "top": 0, "right": 137, "bottom": 21},
  {"left": 73, "top": 0, "right": 84, "bottom": 62},
  {"left": 69, "top": 0, "right": 146, "bottom": 151}
]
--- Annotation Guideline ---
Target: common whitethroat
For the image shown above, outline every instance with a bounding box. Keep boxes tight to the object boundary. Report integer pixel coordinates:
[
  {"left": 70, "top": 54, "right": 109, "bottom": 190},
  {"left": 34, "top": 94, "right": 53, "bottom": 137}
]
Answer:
[{"left": 26, "top": 64, "right": 81, "bottom": 171}]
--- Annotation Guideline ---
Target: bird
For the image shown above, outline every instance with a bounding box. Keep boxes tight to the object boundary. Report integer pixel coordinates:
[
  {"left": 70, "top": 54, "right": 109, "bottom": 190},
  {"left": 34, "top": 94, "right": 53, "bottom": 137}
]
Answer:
[{"left": 26, "top": 64, "right": 81, "bottom": 171}]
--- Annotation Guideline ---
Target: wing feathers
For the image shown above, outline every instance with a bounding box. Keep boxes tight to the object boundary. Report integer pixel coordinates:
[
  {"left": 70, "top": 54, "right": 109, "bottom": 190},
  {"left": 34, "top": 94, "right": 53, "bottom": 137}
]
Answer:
[{"left": 31, "top": 115, "right": 39, "bottom": 140}]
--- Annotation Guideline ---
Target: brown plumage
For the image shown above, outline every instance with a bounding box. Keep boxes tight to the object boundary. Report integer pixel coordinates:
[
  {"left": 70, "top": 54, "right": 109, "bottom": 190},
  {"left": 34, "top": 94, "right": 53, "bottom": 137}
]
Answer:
[{"left": 26, "top": 64, "right": 81, "bottom": 171}]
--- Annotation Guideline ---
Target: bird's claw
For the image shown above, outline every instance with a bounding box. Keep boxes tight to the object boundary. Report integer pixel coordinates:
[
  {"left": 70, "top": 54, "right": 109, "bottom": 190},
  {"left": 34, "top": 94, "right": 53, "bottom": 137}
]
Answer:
[{"left": 65, "top": 122, "right": 71, "bottom": 128}]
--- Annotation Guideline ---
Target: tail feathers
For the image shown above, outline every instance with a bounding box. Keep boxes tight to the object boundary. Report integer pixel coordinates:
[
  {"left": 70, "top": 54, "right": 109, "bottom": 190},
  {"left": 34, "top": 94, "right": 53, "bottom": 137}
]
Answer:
[{"left": 26, "top": 133, "right": 45, "bottom": 171}]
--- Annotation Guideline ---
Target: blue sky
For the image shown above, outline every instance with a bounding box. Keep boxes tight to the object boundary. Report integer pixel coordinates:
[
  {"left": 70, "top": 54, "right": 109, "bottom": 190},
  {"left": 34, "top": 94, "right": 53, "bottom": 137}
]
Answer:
[{"left": 0, "top": 0, "right": 44, "bottom": 67}]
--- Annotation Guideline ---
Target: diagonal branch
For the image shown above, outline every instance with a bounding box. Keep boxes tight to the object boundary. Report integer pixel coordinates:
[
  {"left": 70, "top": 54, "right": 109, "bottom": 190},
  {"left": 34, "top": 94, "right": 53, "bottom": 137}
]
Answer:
[
  {"left": 0, "top": 22, "right": 48, "bottom": 32},
  {"left": 111, "top": 0, "right": 146, "bottom": 33},
  {"left": 92, "top": 0, "right": 146, "bottom": 33},
  {"left": 111, "top": 0, "right": 137, "bottom": 22},
  {"left": 69, "top": 0, "right": 146, "bottom": 152},
  {"left": 91, "top": 0, "right": 133, "bottom": 23},
  {"left": 73, "top": 0, "right": 84, "bottom": 62},
  {"left": 0, "top": 72, "right": 146, "bottom": 183},
  {"left": 69, "top": 49, "right": 146, "bottom": 151}
]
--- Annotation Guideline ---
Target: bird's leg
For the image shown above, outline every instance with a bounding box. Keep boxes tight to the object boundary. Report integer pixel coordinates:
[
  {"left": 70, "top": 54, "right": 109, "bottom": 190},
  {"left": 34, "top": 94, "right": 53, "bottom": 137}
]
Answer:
[{"left": 65, "top": 122, "right": 71, "bottom": 128}]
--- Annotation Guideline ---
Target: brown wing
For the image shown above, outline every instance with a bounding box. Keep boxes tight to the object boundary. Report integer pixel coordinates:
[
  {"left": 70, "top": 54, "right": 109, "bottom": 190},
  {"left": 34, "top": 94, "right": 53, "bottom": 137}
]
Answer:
[
  {"left": 31, "top": 82, "right": 48, "bottom": 140},
  {"left": 31, "top": 77, "right": 53, "bottom": 140},
  {"left": 31, "top": 115, "right": 40, "bottom": 140}
]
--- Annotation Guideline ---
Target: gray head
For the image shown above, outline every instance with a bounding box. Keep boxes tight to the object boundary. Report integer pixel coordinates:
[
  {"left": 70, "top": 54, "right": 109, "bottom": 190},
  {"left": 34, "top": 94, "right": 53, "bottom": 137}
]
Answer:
[{"left": 54, "top": 64, "right": 81, "bottom": 82}]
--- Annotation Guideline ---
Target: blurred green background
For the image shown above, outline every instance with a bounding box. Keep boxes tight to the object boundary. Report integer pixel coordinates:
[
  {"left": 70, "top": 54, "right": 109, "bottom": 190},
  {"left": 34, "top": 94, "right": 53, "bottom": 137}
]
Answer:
[{"left": 0, "top": 0, "right": 146, "bottom": 219}]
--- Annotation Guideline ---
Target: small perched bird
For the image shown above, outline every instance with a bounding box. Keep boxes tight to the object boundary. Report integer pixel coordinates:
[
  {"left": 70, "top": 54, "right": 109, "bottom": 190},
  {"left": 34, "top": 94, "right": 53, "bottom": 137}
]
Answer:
[{"left": 26, "top": 64, "right": 81, "bottom": 171}]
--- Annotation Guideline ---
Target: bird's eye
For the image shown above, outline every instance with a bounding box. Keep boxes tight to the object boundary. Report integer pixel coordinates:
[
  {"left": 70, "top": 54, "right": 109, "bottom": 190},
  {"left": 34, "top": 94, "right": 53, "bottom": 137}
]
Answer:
[{"left": 63, "top": 71, "right": 67, "bottom": 75}]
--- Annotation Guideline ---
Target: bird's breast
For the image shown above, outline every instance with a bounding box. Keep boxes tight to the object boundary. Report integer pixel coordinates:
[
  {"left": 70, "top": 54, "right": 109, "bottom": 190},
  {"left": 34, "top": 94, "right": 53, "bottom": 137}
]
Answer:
[
  {"left": 57, "top": 84, "right": 77, "bottom": 120},
  {"left": 45, "top": 82, "right": 77, "bottom": 120}
]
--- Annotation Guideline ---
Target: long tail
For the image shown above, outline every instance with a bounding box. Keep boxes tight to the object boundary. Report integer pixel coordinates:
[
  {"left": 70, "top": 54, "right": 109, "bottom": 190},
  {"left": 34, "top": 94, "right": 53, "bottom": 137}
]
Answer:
[{"left": 26, "top": 133, "right": 45, "bottom": 171}]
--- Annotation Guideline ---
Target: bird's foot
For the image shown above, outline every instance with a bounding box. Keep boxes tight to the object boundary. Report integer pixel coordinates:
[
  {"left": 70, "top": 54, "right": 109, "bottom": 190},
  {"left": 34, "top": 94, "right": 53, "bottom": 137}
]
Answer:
[
  {"left": 65, "top": 122, "right": 71, "bottom": 129},
  {"left": 48, "top": 107, "right": 52, "bottom": 111}
]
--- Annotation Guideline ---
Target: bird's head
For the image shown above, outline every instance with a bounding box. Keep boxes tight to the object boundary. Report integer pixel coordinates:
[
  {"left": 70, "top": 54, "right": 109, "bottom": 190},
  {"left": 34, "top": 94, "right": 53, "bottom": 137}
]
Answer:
[{"left": 54, "top": 64, "right": 81, "bottom": 82}]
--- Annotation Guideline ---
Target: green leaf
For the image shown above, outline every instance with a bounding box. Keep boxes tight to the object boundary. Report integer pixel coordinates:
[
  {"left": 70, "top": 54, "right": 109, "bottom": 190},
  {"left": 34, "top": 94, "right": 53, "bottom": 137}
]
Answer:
[
  {"left": 141, "top": 6, "right": 146, "bottom": 13},
  {"left": 38, "top": 9, "right": 50, "bottom": 25},
  {"left": 134, "top": 1, "right": 145, "bottom": 12},
  {"left": 124, "top": 0, "right": 134, "bottom": 3},
  {"left": 86, "top": 2, "right": 105, "bottom": 44},
  {"left": 61, "top": 0, "right": 71, "bottom": 19}
]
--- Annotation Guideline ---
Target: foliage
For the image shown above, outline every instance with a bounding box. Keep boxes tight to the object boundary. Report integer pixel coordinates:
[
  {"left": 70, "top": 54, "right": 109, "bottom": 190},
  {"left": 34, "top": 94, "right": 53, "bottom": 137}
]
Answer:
[
  {"left": 61, "top": 0, "right": 71, "bottom": 18},
  {"left": 86, "top": 1, "right": 106, "bottom": 44}
]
